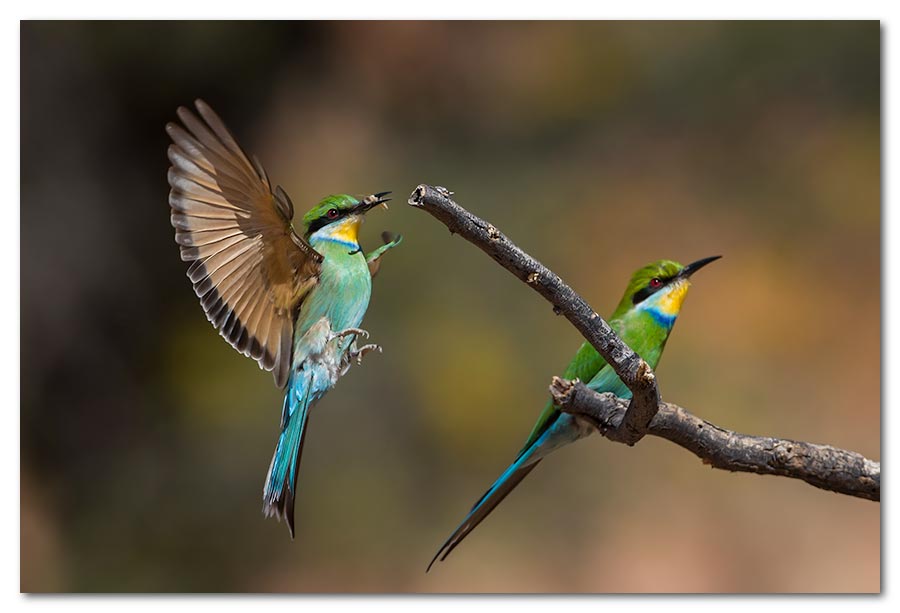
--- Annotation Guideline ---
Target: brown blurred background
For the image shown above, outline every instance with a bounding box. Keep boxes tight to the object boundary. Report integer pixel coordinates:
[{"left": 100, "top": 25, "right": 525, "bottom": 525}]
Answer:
[{"left": 20, "top": 21, "right": 880, "bottom": 593}]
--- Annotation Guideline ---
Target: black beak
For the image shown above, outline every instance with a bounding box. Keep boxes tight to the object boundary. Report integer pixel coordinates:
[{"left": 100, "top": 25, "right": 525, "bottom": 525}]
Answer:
[
  {"left": 680, "top": 255, "right": 722, "bottom": 278},
  {"left": 358, "top": 191, "right": 392, "bottom": 212}
]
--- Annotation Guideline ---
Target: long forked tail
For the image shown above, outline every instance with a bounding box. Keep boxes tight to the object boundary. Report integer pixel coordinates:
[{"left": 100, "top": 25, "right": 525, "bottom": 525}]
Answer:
[
  {"left": 427, "top": 452, "right": 542, "bottom": 572},
  {"left": 263, "top": 371, "right": 314, "bottom": 538}
]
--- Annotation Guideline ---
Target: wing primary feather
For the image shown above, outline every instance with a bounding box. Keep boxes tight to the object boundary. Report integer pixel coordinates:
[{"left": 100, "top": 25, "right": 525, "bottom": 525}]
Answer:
[
  {"left": 167, "top": 100, "right": 321, "bottom": 386},
  {"left": 195, "top": 248, "right": 257, "bottom": 302},
  {"left": 194, "top": 100, "right": 256, "bottom": 164},
  {"left": 274, "top": 185, "right": 295, "bottom": 220},
  {"left": 250, "top": 155, "right": 271, "bottom": 189},
  {"left": 273, "top": 321, "right": 292, "bottom": 389},
  {"left": 167, "top": 122, "right": 256, "bottom": 185},
  {"left": 170, "top": 118, "right": 264, "bottom": 186}
]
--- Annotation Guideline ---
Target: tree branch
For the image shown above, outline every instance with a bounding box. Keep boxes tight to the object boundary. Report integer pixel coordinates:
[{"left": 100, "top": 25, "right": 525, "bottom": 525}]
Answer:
[
  {"left": 407, "top": 184, "right": 658, "bottom": 445},
  {"left": 550, "top": 378, "right": 879, "bottom": 501},
  {"left": 408, "top": 184, "right": 880, "bottom": 502}
]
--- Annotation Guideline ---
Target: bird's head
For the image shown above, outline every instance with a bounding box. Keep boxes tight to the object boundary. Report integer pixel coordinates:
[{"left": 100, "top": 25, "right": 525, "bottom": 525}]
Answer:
[
  {"left": 303, "top": 192, "right": 391, "bottom": 242},
  {"left": 613, "top": 256, "right": 721, "bottom": 325}
]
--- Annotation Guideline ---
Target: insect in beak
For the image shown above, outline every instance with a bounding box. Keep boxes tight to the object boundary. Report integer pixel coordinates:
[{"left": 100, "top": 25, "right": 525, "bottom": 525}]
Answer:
[{"left": 359, "top": 191, "right": 392, "bottom": 213}]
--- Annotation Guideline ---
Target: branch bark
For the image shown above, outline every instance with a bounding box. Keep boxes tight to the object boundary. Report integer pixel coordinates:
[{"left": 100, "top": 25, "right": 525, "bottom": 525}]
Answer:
[
  {"left": 407, "top": 184, "right": 658, "bottom": 445},
  {"left": 407, "top": 184, "right": 880, "bottom": 502},
  {"left": 550, "top": 378, "right": 879, "bottom": 501}
]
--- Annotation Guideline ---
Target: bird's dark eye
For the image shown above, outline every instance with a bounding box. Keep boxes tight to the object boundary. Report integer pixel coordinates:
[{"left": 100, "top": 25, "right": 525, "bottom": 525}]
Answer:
[
  {"left": 649, "top": 278, "right": 662, "bottom": 289},
  {"left": 326, "top": 208, "right": 340, "bottom": 220}
]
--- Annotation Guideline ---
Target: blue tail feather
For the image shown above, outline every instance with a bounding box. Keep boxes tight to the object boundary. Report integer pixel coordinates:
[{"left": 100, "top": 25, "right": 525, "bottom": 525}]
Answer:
[
  {"left": 263, "top": 370, "right": 315, "bottom": 538},
  {"left": 427, "top": 413, "right": 591, "bottom": 571},
  {"left": 427, "top": 436, "right": 545, "bottom": 572}
]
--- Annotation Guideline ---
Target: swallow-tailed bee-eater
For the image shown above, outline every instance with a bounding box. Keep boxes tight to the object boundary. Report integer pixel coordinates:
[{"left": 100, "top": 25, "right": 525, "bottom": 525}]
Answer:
[
  {"left": 428, "top": 256, "right": 720, "bottom": 569},
  {"left": 166, "top": 100, "right": 401, "bottom": 537}
]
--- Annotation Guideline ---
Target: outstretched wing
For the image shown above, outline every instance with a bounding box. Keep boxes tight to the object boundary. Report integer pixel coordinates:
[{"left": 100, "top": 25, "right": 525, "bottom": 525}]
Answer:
[{"left": 167, "top": 99, "right": 322, "bottom": 388}]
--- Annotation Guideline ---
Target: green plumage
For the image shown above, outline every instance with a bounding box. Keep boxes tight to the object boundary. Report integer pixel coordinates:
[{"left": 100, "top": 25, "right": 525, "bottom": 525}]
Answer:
[
  {"left": 166, "top": 101, "right": 401, "bottom": 539},
  {"left": 263, "top": 193, "right": 400, "bottom": 536},
  {"left": 429, "top": 256, "right": 719, "bottom": 570},
  {"left": 522, "top": 260, "right": 686, "bottom": 454}
]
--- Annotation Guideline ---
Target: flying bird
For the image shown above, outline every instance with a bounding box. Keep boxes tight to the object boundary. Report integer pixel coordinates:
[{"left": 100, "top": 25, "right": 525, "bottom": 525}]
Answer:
[
  {"left": 428, "top": 256, "right": 720, "bottom": 570},
  {"left": 166, "top": 100, "right": 402, "bottom": 537}
]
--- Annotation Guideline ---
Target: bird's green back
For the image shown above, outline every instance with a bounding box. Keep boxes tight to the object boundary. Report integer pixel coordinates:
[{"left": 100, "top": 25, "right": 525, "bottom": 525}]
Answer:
[
  {"left": 519, "top": 260, "right": 686, "bottom": 455},
  {"left": 520, "top": 342, "right": 610, "bottom": 456}
]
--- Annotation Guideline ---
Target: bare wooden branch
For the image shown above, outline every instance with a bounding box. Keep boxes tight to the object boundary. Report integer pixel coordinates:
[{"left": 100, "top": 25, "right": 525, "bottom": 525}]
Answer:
[
  {"left": 550, "top": 378, "right": 880, "bottom": 501},
  {"left": 408, "top": 184, "right": 880, "bottom": 502},
  {"left": 408, "top": 184, "right": 658, "bottom": 445}
]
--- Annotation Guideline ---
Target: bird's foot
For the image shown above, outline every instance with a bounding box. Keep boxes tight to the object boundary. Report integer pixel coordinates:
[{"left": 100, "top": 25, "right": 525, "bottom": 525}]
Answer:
[
  {"left": 350, "top": 343, "right": 382, "bottom": 365},
  {"left": 330, "top": 327, "right": 370, "bottom": 342}
]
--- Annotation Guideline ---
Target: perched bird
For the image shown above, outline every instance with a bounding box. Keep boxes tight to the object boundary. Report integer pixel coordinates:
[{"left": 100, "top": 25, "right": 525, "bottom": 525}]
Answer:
[
  {"left": 166, "top": 100, "right": 401, "bottom": 537},
  {"left": 428, "top": 256, "right": 720, "bottom": 570}
]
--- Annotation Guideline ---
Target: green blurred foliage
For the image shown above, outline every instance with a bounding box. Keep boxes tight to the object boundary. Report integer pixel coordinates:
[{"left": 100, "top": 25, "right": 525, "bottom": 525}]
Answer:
[{"left": 21, "top": 21, "right": 879, "bottom": 592}]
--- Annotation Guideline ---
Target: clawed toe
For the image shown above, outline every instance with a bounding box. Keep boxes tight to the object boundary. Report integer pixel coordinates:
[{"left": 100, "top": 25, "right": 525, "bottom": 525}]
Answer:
[
  {"left": 351, "top": 343, "right": 382, "bottom": 365},
  {"left": 331, "top": 327, "right": 370, "bottom": 342}
]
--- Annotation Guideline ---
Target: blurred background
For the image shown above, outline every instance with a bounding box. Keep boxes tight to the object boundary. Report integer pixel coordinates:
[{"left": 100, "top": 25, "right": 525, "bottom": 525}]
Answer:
[{"left": 20, "top": 21, "right": 879, "bottom": 593}]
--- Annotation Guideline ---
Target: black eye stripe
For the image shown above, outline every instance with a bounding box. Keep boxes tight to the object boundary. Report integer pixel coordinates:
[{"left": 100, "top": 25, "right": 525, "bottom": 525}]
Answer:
[
  {"left": 632, "top": 276, "right": 674, "bottom": 305},
  {"left": 307, "top": 209, "right": 347, "bottom": 234}
]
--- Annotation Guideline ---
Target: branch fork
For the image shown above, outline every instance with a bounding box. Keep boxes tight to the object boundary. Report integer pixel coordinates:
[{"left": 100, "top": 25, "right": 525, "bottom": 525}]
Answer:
[
  {"left": 408, "top": 184, "right": 880, "bottom": 502},
  {"left": 408, "top": 184, "right": 660, "bottom": 445}
]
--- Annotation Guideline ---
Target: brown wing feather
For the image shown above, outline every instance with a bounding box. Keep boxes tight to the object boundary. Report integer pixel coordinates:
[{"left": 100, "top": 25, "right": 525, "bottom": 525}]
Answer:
[{"left": 166, "top": 99, "right": 322, "bottom": 388}]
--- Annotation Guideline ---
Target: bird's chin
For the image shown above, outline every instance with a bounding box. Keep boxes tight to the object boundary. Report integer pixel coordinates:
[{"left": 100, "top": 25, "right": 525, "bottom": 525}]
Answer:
[{"left": 656, "top": 279, "right": 690, "bottom": 315}]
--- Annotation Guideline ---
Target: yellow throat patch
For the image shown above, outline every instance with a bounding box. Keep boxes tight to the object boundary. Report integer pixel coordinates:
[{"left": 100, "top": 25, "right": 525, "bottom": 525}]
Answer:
[
  {"left": 653, "top": 279, "right": 691, "bottom": 316},
  {"left": 324, "top": 216, "right": 362, "bottom": 245}
]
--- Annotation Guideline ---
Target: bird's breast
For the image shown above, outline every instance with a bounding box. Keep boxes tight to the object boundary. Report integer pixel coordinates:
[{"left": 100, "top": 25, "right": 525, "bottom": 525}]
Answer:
[{"left": 300, "top": 239, "right": 372, "bottom": 334}]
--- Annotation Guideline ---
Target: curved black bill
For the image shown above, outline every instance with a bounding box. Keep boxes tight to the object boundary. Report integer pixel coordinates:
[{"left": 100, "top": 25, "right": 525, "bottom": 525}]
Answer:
[
  {"left": 359, "top": 191, "right": 392, "bottom": 212},
  {"left": 680, "top": 255, "right": 722, "bottom": 278}
]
